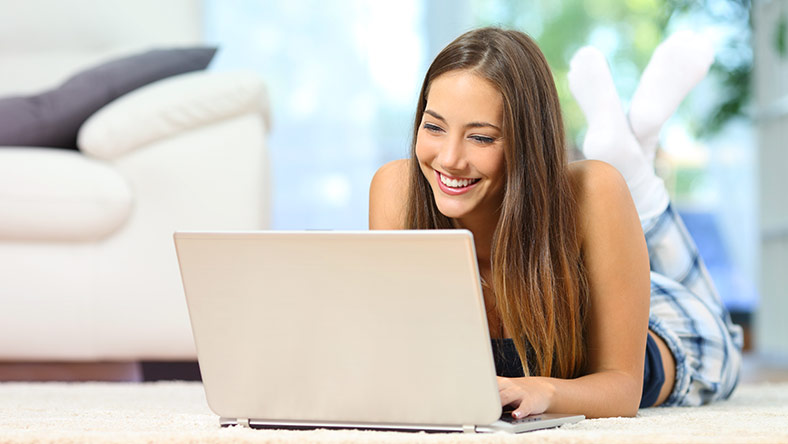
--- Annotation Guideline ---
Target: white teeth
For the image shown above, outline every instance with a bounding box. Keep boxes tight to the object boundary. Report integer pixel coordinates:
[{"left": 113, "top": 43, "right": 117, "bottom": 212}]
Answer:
[{"left": 440, "top": 173, "right": 476, "bottom": 188}]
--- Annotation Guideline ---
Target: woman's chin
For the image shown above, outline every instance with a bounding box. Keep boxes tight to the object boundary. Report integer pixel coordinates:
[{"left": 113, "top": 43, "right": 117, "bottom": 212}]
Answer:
[{"left": 434, "top": 199, "right": 469, "bottom": 220}]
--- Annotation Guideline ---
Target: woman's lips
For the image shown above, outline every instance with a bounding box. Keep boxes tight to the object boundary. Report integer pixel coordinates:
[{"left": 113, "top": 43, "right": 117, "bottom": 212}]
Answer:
[{"left": 435, "top": 170, "right": 480, "bottom": 195}]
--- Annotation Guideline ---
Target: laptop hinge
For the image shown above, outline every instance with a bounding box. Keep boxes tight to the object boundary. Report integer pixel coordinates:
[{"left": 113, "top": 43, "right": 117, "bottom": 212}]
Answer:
[
  {"left": 462, "top": 424, "right": 477, "bottom": 433},
  {"left": 237, "top": 418, "right": 251, "bottom": 428}
]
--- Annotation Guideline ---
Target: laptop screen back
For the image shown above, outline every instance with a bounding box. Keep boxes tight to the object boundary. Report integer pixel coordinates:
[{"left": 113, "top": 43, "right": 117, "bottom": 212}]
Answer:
[{"left": 174, "top": 230, "right": 502, "bottom": 427}]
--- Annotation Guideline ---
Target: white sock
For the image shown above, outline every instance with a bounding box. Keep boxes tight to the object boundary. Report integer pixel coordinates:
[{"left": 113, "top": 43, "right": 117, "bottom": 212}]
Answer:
[
  {"left": 568, "top": 46, "right": 669, "bottom": 221},
  {"left": 628, "top": 30, "right": 715, "bottom": 163}
]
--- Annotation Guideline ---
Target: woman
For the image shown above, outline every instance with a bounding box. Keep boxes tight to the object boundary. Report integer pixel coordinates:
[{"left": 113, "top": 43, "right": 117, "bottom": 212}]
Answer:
[{"left": 368, "top": 27, "right": 742, "bottom": 419}]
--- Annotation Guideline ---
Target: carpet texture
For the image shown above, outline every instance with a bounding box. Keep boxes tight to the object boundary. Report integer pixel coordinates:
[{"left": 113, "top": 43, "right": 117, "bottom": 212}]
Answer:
[{"left": 0, "top": 381, "right": 786, "bottom": 443}]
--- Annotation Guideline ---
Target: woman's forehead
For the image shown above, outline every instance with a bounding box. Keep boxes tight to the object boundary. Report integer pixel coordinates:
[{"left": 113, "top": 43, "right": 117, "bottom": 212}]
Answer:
[{"left": 425, "top": 70, "right": 503, "bottom": 126}]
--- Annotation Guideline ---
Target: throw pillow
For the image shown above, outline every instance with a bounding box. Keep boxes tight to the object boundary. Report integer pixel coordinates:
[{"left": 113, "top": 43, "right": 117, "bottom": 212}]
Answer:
[{"left": 0, "top": 46, "right": 217, "bottom": 150}]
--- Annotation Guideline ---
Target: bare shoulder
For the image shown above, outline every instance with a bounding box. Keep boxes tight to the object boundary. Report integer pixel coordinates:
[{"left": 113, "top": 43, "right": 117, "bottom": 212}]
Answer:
[
  {"left": 568, "top": 159, "right": 633, "bottom": 209},
  {"left": 568, "top": 160, "right": 638, "bottom": 240},
  {"left": 369, "top": 159, "right": 410, "bottom": 230}
]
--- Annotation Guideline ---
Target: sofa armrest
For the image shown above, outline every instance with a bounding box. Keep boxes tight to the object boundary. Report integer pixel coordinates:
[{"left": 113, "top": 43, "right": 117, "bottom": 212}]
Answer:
[
  {"left": 77, "top": 70, "right": 269, "bottom": 160},
  {"left": 0, "top": 148, "right": 132, "bottom": 241}
]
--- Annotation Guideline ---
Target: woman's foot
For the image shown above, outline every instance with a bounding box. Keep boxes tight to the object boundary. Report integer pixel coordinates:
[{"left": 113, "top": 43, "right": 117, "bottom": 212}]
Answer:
[
  {"left": 628, "top": 30, "right": 715, "bottom": 163},
  {"left": 568, "top": 46, "right": 669, "bottom": 221}
]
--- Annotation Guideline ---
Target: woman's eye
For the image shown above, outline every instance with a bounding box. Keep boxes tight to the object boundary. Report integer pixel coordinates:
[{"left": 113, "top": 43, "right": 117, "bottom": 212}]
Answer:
[
  {"left": 423, "top": 123, "right": 443, "bottom": 133},
  {"left": 470, "top": 135, "right": 495, "bottom": 144}
]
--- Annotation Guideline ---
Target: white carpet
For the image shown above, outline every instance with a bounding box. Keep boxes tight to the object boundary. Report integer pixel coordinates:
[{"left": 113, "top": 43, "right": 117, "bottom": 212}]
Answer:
[{"left": 0, "top": 381, "right": 786, "bottom": 443}]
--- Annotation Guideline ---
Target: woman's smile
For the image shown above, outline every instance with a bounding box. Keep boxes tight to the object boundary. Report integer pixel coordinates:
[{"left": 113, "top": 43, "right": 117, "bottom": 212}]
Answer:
[{"left": 435, "top": 170, "right": 481, "bottom": 195}]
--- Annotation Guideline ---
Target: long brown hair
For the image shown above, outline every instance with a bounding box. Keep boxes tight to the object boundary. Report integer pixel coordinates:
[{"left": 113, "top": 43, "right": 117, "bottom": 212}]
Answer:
[{"left": 406, "top": 27, "right": 588, "bottom": 378}]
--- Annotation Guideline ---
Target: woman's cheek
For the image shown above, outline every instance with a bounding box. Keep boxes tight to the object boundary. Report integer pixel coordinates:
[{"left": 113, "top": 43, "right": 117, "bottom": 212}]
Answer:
[
  {"left": 414, "top": 135, "right": 427, "bottom": 162},
  {"left": 415, "top": 134, "right": 440, "bottom": 165}
]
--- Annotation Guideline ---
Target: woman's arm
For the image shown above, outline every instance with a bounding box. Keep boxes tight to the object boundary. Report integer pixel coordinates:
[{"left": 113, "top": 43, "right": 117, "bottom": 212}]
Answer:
[
  {"left": 500, "top": 160, "right": 651, "bottom": 418},
  {"left": 369, "top": 159, "right": 409, "bottom": 230}
]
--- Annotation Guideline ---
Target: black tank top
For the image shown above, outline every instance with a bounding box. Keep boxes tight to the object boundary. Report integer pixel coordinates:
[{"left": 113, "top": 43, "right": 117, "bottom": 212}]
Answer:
[{"left": 490, "top": 338, "right": 528, "bottom": 377}]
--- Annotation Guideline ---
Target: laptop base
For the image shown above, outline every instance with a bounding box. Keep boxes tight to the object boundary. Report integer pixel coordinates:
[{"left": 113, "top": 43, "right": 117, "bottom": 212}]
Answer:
[{"left": 219, "top": 413, "right": 584, "bottom": 434}]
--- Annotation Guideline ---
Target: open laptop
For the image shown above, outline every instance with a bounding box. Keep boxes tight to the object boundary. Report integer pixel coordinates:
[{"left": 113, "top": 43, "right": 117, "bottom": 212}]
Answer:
[{"left": 173, "top": 230, "right": 584, "bottom": 433}]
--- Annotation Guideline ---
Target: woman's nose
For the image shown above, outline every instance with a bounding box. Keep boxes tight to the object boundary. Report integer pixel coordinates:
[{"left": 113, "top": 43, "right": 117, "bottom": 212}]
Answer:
[{"left": 438, "top": 136, "right": 467, "bottom": 172}]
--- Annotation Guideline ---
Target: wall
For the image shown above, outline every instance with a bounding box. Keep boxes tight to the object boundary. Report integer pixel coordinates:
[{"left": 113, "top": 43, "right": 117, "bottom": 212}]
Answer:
[{"left": 754, "top": 0, "right": 788, "bottom": 357}]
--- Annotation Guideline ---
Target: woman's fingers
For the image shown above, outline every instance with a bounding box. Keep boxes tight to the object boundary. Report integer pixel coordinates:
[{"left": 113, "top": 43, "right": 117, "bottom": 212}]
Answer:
[
  {"left": 497, "top": 376, "right": 537, "bottom": 418},
  {"left": 511, "top": 403, "right": 534, "bottom": 419}
]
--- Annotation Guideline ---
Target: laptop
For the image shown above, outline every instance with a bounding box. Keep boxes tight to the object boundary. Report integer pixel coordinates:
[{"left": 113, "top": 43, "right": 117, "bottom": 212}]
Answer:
[{"left": 173, "top": 230, "right": 584, "bottom": 433}]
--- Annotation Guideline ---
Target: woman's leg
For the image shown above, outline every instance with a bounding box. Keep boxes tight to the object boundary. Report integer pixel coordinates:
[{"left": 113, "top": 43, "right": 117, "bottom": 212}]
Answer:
[
  {"left": 647, "top": 270, "right": 743, "bottom": 406},
  {"left": 637, "top": 163, "right": 742, "bottom": 406}
]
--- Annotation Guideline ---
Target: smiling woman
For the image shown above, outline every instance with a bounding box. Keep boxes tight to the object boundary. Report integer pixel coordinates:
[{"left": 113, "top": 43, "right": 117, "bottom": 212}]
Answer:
[{"left": 369, "top": 27, "right": 743, "bottom": 420}]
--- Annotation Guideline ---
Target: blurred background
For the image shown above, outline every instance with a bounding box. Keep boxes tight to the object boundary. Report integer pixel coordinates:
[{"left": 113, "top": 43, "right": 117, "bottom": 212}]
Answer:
[
  {"left": 1, "top": 0, "right": 785, "bottom": 379},
  {"left": 205, "top": 0, "right": 781, "bottom": 351}
]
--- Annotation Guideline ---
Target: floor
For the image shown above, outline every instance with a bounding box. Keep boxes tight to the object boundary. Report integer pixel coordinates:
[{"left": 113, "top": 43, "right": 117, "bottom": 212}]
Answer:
[
  {"left": 739, "top": 352, "right": 788, "bottom": 383},
  {"left": 0, "top": 361, "right": 143, "bottom": 382},
  {"left": 1, "top": 353, "right": 787, "bottom": 383}
]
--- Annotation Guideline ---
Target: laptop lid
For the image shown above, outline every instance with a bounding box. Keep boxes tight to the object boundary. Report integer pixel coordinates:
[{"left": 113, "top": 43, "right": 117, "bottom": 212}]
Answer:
[{"left": 174, "top": 230, "right": 503, "bottom": 431}]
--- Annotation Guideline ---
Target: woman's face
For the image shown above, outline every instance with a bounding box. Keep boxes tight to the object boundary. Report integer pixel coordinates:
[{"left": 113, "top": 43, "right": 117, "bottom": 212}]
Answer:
[{"left": 416, "top": 70, "right": 506, "bottom": 224}]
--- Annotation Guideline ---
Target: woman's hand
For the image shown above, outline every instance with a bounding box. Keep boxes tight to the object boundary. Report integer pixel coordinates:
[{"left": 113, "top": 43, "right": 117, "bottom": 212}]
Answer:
[{"left": 497, "top": 376, "right": 555, "bottom": 419}]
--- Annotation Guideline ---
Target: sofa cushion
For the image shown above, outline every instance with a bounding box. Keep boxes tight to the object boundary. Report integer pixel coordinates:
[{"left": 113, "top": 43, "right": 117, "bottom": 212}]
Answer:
[
  {"left": 0, "top": 47, "right": 217, "bottom": 150},
  {"left": 0, "top": 148, "right": 132, "bottom": 241},
  {"left": 78, "top": 71, "right": 268, "bottom": 159}
]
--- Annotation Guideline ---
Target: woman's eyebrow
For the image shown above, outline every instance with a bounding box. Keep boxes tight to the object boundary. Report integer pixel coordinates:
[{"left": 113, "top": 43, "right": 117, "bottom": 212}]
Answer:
[
  {"left": 424, "top": 109, "right": 447, "bottom": 123},
  {"left": 424, "top": 109, "right": 500, "bottom": 131},
  {"left": 466, "top": 121, "right": 501, "bottom": 131}
]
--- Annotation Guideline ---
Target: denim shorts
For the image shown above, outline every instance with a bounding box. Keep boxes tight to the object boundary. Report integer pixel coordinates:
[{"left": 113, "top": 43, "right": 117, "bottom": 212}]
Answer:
[{"left": 643, "top": 204, "right": 743, "bottom": 407}]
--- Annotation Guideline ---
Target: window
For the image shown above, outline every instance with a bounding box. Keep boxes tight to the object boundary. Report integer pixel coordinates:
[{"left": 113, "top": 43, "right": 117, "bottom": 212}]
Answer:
[{"left": 203, "top": 0, "right": 756, "bottom": 316}]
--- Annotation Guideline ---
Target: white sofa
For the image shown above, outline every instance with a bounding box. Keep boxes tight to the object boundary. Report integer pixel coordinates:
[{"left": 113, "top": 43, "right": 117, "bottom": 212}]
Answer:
[{"left": 0, "top": 0, "right": 270, "bottom": 363}]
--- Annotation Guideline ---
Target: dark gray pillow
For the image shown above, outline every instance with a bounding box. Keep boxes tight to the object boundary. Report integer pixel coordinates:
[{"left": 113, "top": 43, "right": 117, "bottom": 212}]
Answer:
[{"left": 0, "top": 46, "right": 217, "bottom": 150}]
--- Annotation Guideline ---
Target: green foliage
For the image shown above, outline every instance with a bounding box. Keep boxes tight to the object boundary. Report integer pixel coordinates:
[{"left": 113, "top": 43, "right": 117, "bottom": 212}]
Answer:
[
  {"left": 698, "top": 62, "right": 751, "bottom": 138},
  {"left": 776, "top": 14, "right": 787, "bottom": 57}
]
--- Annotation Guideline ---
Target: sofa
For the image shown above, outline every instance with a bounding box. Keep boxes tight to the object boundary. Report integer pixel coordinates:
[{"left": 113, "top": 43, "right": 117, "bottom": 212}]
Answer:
[{"left": 0, "top": 0, "right": 271, "bottom": 366}]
